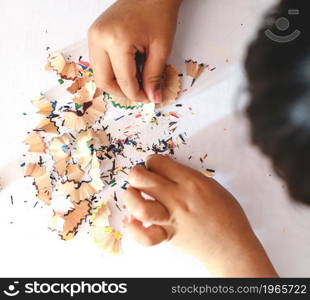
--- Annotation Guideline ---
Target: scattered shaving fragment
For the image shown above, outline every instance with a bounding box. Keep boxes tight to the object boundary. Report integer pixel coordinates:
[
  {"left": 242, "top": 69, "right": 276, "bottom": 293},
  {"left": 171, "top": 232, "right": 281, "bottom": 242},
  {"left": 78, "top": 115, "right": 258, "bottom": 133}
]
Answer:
[
  {"left": 63, "top": 95, "right": 106, "bottom": 131},
  {"left": 24, "top": 51, "right": 215, "bottom": 250},
  {"left": 143, "top": 103, "right": 156, "bottom": 121},
  {"left": 66, "top": 163, "right": 85, "bottom": 183},
  {"left": 90, "top": 201, "right": 111, "bottom": 227},
  {"left": 185, "top": 59, "right": 205, "bottom": 87},
  {"left": 72, "top": 81, "right": 98, "bottom": 104},
  {"left": 76, "top": 130, "right": 94, "bottom": 169},
  {"left": 156, "top": 64, "right": 181, "bottom": 108},
  {"left": 49, "top": 134, "right": 71, "bottom": 176},
  {"left": 89, "top": 226, "right": 122, "bottom": 254},
  {"left": 67, "top": 77, "right": 92, "bottom": 94},
  {"left": 58, "top": 154, "right": 104, "bottom": 204},
  {"left": 76, "top": 129, "right": 109, "bottom": 169},
  {"left": 49, "top": 212, "right": 65, "bottom": 232},
  {"left": 89, "top": 202, "right": 122, "bottom": 254},
  {"left": 49, "top": 200, "right": 91, "bottom": 240},
  {"left": 24, "top": 131, "right": 47, "bottom": 153},
  {"left": 46, "top": 52, "right": 79, "bottom": 80},
  {"left": 35, "top": 117, "right": 59, "bottom": 134},
  {"left": 32, "top": 96, "right": 53, "bottom": 116},
  {"left": 24, "top": 163, "right": 52, "bottom": 205}
]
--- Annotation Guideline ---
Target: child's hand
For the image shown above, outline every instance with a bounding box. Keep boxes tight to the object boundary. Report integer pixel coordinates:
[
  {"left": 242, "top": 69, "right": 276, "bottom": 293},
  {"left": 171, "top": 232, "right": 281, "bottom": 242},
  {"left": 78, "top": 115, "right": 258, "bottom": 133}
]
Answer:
[
  {"left": 124, "top": 154, "right": 277, "bottom": 277},
  {"left": 88, "top": 0, "right": 182, "bottom": 103}
]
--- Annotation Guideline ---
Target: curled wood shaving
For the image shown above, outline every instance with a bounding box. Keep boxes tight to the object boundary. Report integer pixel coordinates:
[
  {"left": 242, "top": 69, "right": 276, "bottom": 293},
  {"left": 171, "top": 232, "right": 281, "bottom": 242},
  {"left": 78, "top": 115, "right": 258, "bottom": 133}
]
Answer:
[
  {"left": 62, "top": 95, "right": 106, "bottom": 131},
  {"left": 46, "top": 52, "right": 79, "bottom": 80},
  {"left": 35, "top": 117, "right": 59, "bottom": 134},
  {"left": 89, "top": 226, "right": 122, "bottom": 254},
  {"left": 49, "top": 200, "right": 91, "bottom": 240},
  {"left": 89, "top": 202, "right": 111, "bottom": 227},
  {"left": 76, "top": 130, "right": 96, "bottom": 169},
  {"left": 72, "top": 81, "right": 97, "bottom": 104},
  {"left": 67, "top": 77, "right": 92, "bottom": 94},
  {"left": 66, "top": 163, "right": 85, "bottom": 183},
  {"left": 48, "top": 212, "right": 65, "bottom": 232},
  {"left": 24, "top": 131, "right": 47, "bottom": 153},
  {"left": 24, "top": 163, "right": 52, "bottom": 205},
  {"left": 32, "top": 96, "right": 53, "bottom": 116},
  {"left": 89, "top": 202, "right": 121, "bottom": 254},
  {"left": 76, "top": 129, "right": 109, "bottom": 169},
  {"left": 185, "top": 59, "right": 205, "bottom": 86},
  {"left": 156, "top": 64, "right": 181, "bottom": 108},
  {"left": 49, "top": 134, "right": 71, "bottom": 176},
  {"left": 57, "top": 154, "right": 104, "bottom": 204}
]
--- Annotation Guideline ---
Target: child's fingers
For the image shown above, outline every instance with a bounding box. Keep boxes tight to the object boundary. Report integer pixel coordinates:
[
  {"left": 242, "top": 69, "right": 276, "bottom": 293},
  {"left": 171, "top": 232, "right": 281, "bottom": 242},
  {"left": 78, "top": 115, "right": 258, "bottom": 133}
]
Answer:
[
  {"left": 109, "top": 48, "right": 149, "bottom": 103},
  {"left": 127, "top": 218, "right": 167, "bottom": 246},
  {"left": 128, "top": 165, "right": 176, "bottom": 205},
  {"left": 146, "top": 154, "right": 197, "bottom": 184},
  {"left": 88, "top": 46, "right": 125, "bottom": 98},
  {"left": 142, "top": 43, "right": 168, "bottom": 103},
  {"left": 124, "top": 186, "right": 170, "bottom": 223}
]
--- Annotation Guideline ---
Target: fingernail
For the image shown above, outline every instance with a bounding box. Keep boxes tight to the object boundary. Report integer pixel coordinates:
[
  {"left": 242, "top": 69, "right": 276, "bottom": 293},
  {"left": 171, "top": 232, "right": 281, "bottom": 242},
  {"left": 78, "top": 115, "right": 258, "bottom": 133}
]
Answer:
[{"left": 153, "top": 89, "right": 162, "bottom": 103}]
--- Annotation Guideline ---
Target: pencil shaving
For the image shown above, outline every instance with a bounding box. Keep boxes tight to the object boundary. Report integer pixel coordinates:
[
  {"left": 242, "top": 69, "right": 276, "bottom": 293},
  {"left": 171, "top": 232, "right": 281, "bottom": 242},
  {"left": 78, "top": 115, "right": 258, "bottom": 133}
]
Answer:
[
  {"left": 46, "top": 52, "right": 79, "bottom": 80},
  {"left": 49, "top": 200, "right": 91, "bottom": 240},
  {"left": 89, "top": 226, "right": 122, "bottom": 254},
  {"left": 63, "top": 95, "right": 106, "bottom": 131},
  {"left": 49, "top": 134, "right": 71, "bottom": 176},
  {"left": 57, "top": 154, "right": 104, "bottom": 204},
  {"left": 32, "top": 96, "right": 53, "bottom": 116},
  {"left": 35, "top": 117, "right": 59, "bottom": 134},
  {"left": 185, "top": 59, "right": 206, "bottom": 86},
  {"left": 66, "top": 163, "right": 85, "bottom": 183},
  {"left": 24, "top": 131, "right": 47, "bottom": 153},
  {"left": 76, "top": 129, "right": 109, "bottom": 169},
  {"left": 67, "top": 77, "right": 92, "bottom": 94},
  {"left": 90, "top": 202, "right": 111, "bottom": 227},
  {"left": 24, "top": 163, "right": 52, "bottom": 205}
]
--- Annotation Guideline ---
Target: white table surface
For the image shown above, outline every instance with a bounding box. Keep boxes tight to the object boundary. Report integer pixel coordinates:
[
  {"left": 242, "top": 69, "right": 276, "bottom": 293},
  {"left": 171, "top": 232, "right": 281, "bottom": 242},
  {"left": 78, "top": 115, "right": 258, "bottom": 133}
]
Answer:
[{"left": 1, "top": 0, "right": 310, "bottom": 278}]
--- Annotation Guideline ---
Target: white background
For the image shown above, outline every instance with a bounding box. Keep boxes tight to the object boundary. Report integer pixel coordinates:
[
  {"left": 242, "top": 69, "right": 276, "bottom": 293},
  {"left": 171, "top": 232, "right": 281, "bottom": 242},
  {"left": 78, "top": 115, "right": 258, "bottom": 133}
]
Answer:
[{"left": 1, "top": 0, "right": 310, "bottom": 277}]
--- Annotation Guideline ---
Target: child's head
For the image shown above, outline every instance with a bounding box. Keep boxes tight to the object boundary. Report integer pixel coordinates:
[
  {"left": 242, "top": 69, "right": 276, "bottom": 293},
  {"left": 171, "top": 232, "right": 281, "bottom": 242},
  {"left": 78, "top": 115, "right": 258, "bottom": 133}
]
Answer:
[{"left": 245, "top": 0, "right": 310, "bottom": 204}]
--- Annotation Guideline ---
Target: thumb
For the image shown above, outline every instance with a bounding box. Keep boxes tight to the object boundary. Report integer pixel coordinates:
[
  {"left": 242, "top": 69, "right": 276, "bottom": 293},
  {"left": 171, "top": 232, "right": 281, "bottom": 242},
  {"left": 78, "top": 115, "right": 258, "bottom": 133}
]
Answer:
[{"left": 142, "top": 45, "right": 169, "bottom": 103}]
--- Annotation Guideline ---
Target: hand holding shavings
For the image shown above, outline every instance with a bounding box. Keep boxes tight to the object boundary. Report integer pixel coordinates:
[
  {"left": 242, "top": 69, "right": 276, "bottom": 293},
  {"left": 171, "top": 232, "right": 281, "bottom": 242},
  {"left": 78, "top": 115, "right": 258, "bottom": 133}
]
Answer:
[
  {"left": 24, "top": 131, "right": 47, "bottom": 153},
  {"left": 111, "top": 64, "right": 181, "bottom": 108},
  {"left": 89, "top": 202, "right": 122, "bottom": 254},
  {"left": 185, "top": 59, "right": 206, "bottom": 87},
  {"left": 45, "top": 53, "right": 79, "bottom": 80},
  {"left": 49, "top": 199, "right": 91, "bottom": 240},
  {"left": 24, "top": 163, "right": 52, "bottom": 205}
]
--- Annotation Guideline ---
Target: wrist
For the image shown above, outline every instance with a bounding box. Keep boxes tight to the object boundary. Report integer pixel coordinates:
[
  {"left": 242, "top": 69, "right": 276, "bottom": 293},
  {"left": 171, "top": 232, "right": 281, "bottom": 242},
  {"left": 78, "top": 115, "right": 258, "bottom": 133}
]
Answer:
[
  {"left": 204, "top": 230, "right": 278, "bottom": 277},
  {"left": 125, "top": 0, "right": 183, "bottom": 9}
]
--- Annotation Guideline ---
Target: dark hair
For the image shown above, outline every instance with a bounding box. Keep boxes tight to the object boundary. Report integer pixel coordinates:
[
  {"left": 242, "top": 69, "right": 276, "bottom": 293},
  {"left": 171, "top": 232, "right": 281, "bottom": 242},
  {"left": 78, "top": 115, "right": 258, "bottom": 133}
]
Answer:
[{"left": 245, "top": 0, "right": 310, "bottom": 204}]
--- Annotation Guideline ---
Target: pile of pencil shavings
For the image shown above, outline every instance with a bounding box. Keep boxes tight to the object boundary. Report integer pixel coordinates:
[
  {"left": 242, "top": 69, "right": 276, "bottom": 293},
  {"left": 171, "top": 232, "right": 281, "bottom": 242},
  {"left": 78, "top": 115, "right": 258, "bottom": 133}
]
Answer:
[
  {"left": 23, "top": 53, "right": 121, "bottom": 253},
  {"left": 22, "top": 52, "right": 210, "bottom": 254}
]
